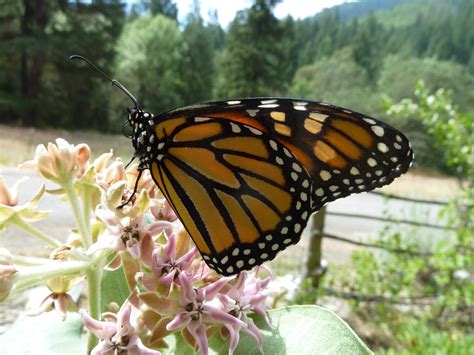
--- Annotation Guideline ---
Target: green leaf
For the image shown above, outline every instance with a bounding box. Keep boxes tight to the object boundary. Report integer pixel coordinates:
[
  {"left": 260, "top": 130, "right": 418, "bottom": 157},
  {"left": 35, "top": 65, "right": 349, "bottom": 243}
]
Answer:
[
  {"left": 0, "top": 312, "right": 84, "bottom": 354},
  {"left": 165, "top": 305, "right": 373, "bottom": 355},
  {"left": 100, "top": 266, "right": 130, "bottom": 312}
]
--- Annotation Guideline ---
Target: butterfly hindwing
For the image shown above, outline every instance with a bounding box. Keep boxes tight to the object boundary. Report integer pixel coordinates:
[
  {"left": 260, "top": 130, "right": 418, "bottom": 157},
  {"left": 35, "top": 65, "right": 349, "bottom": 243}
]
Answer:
[{"left": 149, "top": 117, "right": 313, "bottom": 275}]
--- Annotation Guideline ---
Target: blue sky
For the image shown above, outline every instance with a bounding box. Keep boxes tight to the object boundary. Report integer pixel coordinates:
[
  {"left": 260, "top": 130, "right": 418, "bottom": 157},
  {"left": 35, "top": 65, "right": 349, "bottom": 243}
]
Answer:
[{"left": 129, "top": 1, "right": 348, "bottom": 27}]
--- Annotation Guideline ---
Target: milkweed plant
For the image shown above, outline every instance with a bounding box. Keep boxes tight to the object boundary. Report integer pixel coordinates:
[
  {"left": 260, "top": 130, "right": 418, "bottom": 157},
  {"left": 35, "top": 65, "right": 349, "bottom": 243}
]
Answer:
[{"left": 0, "top": 139, "right": 372, "bottom": 354}]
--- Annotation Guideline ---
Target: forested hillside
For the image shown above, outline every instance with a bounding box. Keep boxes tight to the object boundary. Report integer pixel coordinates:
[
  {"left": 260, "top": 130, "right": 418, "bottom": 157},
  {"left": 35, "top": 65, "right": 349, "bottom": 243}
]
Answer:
[{"left": 0, "top": 0, "right": 472, "bottom": 171}]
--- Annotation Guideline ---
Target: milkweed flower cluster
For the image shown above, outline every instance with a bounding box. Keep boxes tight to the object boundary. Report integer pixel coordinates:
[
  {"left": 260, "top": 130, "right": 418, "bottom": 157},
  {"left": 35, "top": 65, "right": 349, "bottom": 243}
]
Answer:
[{"left": 0, "top": 138, "right": 272, "bottom": 354}]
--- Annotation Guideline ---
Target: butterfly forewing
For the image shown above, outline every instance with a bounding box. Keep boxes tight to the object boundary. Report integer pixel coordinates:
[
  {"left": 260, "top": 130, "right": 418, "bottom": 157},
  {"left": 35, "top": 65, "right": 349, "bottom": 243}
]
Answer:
[
  {"left": 150, "top": 118, "right": 312, "bottom": 275},
  {"left": 145, "top": 98, "right": 413, "bottom": 275}
]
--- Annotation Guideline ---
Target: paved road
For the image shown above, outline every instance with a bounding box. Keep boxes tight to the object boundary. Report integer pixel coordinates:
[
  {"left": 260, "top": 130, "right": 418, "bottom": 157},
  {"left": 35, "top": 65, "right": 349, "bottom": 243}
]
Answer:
[{"left": 0, "top": 167, "right": 450, "bottom": 262}]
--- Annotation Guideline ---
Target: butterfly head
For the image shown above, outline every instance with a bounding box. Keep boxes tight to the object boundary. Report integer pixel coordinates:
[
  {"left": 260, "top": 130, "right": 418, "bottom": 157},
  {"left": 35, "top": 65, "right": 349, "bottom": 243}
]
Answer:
[{"left": 127, "top": 107, "right": 157, "bottom": 166}]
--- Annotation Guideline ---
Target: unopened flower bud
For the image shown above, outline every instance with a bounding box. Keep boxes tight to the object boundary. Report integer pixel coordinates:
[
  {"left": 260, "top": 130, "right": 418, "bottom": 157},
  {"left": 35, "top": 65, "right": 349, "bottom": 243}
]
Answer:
[
  {"left": 75, "top": 143, "right": 91, "bottom": 177},
  {"left": 23, "top": 138, "right": 79, "bottom": 183},
  {"left": 0, "top": 176, "right": 28, "bottom": 207}
]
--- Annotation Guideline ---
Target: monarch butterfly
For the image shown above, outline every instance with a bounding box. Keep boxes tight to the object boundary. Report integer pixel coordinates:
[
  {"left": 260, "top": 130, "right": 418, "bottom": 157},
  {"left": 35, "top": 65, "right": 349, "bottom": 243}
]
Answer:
[{"left": 71, "top": 55, "right": 414, "bottom": 276}]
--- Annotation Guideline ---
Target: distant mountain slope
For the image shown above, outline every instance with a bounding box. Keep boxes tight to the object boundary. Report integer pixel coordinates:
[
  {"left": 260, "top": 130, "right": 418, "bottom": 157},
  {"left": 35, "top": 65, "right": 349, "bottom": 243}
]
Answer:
[
  {"left": 316, "top": 0, "right": 412, "bottom": 21},
  {"left": 373, "top": 0, "right": 458, "bottom": 27},
  {"left": 317, "top": 0, "right": 459, "bottom": 26}
]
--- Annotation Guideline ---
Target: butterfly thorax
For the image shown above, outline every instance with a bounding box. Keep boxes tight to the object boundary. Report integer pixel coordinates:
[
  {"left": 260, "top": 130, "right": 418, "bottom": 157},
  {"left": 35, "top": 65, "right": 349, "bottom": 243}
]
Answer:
[{"left": 128, "top": 108, "right": 158, "bottom": 168}]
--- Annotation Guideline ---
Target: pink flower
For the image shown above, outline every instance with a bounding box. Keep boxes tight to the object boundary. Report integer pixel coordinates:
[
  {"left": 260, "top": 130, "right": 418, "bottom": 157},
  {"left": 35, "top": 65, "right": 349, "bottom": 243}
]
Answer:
[
  {"left": 81, "top": 304, "right": 160, "bottom": 355},
  {"left": 32, "top": 292, "right": 78, "bottom": 320},
  {"left": 150, "top": 198, "right": 177, "bottom": 222},
  {"left": 145, "top": 234, "right": 198, "bottom": 291},
  {"left": 166, "top": 273, "right": 245, "bottom": 355},
  {"left": 93, "top": 206, "right": 166, "bottom": 261},
  {"left": 218, "top": 271, "right": 271, "bottom": 354}
]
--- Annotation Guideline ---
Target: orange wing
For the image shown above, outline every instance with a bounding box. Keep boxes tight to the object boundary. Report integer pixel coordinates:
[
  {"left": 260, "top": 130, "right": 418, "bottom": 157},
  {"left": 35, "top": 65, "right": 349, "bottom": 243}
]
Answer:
[
  {"left": 150, "top": 118, "right": 312, "bottom": 275},
  {"left": 144, "top": 98, "right": 413, "bottom": 275}
]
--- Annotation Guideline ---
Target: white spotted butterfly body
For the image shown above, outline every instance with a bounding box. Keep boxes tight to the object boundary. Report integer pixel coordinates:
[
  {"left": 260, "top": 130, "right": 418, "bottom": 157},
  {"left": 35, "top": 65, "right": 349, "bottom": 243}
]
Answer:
[{"left": 127, "top": 97, "right": 413, "bottom": 276}]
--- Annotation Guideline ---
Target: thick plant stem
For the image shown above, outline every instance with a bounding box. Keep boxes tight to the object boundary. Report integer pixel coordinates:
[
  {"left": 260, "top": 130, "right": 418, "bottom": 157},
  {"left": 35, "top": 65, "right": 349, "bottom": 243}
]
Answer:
[
  {"left": 82, "top": 186, "right": 92, "bottom": 242},
  {"left": 13, "top": 260, "right": 90, "bottom": 293},
  {"left": 8, "top": 254, "right": 54, "bottom": 266},
  {"left": 86, "top": 266, "right": 103, "bottom": 351},
  {"left": 11, "top": 215, "right": 61, "bottom": 248},
  {"left": 63, "top": 178, "right": 91, "bottom": 249}
]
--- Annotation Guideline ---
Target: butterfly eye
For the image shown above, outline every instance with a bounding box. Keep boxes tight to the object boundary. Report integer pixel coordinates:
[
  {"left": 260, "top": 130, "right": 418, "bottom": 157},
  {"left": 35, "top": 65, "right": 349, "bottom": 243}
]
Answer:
[{"left": 122, "top": 120, "right": 133, "bottom": 138}]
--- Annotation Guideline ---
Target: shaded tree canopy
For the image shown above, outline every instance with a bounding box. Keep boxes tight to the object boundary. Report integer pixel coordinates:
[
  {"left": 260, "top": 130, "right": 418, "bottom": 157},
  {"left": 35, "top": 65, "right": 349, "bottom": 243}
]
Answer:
[{"left": 0, "top": 0, "right": 472, "bottom": 172}]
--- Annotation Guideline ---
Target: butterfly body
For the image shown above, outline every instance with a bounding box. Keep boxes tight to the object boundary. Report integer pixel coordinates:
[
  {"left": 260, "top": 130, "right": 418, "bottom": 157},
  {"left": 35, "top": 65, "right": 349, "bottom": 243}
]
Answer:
[{"left": 128, "top": 97, "right": 413, "bottom": 275}]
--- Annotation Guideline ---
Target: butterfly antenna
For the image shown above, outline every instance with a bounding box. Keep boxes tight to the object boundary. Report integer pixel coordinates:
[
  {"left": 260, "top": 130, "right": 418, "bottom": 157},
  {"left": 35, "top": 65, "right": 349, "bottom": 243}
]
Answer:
[
  {"left": 69, "top": 54, "right": 139, "bottom": 108},
  {"left": 118, "top": 169, "right": 143, "bottom": 209}
]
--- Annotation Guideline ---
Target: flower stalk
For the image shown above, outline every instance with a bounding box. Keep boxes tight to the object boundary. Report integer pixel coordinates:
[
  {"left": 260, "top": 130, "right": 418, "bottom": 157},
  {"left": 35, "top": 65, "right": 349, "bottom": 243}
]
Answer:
[
  {"left": 9, "top": 214, "right": 62, "bottom": 248},
  {"left": 11, "top": 260, "right": 90, "bottom": 294},
  {"left": 63, "top": 177, "right": 91, "bottom": 249}
]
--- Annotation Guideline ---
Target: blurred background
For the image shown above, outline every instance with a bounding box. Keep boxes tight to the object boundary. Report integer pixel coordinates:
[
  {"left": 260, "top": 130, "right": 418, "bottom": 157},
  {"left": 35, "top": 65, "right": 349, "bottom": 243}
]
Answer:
[{"left": 0, "top": 0, "right": 473, "bottom": 353}]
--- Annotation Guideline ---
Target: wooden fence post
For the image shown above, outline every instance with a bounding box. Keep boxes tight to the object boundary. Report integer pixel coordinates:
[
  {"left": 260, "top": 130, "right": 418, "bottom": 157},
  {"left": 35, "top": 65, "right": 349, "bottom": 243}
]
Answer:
[{"left": 303, "top": 206, "right": 327, "bottom": 288}]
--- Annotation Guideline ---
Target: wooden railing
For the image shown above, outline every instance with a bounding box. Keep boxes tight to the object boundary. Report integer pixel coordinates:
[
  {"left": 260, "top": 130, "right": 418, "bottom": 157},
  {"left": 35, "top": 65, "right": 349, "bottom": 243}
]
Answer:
[{"left": 302, "top": 191, "right": 453, "bottom": 303}]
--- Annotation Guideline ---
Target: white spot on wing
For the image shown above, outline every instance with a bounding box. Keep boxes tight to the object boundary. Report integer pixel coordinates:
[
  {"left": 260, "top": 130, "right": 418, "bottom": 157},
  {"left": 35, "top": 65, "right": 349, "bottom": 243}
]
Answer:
[
  {"left": 350, "top": 167, "right": 360, "bottom": 175},
  {"left": 248, "top": 127, "right": 262, "bottom": 135},
  {"left": 195, "top": 117, "right": 211, "bottom": 122},
  {"left": 372, "top": 125, "right": 384, "bottom": 137},
  {"left": 292, "top": 163, "right": 302, "bottom": 172},
  {"left": 367, "top": 158, "right": 377, "bottom": 167},
  {"left": 230, "top": 123, "right": 241, "bottom": 133},
  {"left": 269, "top": 140, "right": 278, "bottom": 150},
  {"left": 377, "top": 143, "right": 389, "bottom": 153},
  {"left": 294, "top": 105, "right": 307, "bottom": 111},
  {"left": 246, "top": 109, "right": 259, "bottom": 117},
  {"left": 320, "top": 170, "right": 331, "bottom": 181}
]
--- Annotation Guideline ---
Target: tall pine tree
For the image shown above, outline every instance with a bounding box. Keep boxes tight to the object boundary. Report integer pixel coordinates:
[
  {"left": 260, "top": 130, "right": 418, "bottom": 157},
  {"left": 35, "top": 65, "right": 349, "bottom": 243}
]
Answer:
[{"left": 214, "top": 0, "right": 285, "bottom": 98}]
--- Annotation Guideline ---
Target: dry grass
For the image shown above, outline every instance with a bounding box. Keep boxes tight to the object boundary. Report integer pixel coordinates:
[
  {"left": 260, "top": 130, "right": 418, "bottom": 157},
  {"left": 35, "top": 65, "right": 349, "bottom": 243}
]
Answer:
[
  {"left": 377, "top": 169, "right": 462, "bottom": 200},
  {"left": 0, "top": 124, "right": 132, "bottom": 167}
]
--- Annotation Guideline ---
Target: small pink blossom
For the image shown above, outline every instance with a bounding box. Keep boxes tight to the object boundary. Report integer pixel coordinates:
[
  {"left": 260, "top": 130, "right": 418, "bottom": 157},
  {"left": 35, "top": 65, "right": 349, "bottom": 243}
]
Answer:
[
  {"left": 81, "top": 304, "right": 160, "bottom": 355},
  {"left": 218, "top": 271, "right": 271, "bottom": 354},
  {"left": 145, "top": 234, "right": 198, "bottom": 292},
  {"left": 31, "top": 292, "right": 78, "bottom": 320},
  {"left": 93, "top": 206, "right": 165, "bottom": 261},
  {"left": 166, "top": 273, "right": 244, "bottom": 355},
  {"left": 150, "top": 198, "right": 177, "bottom": 222}
]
